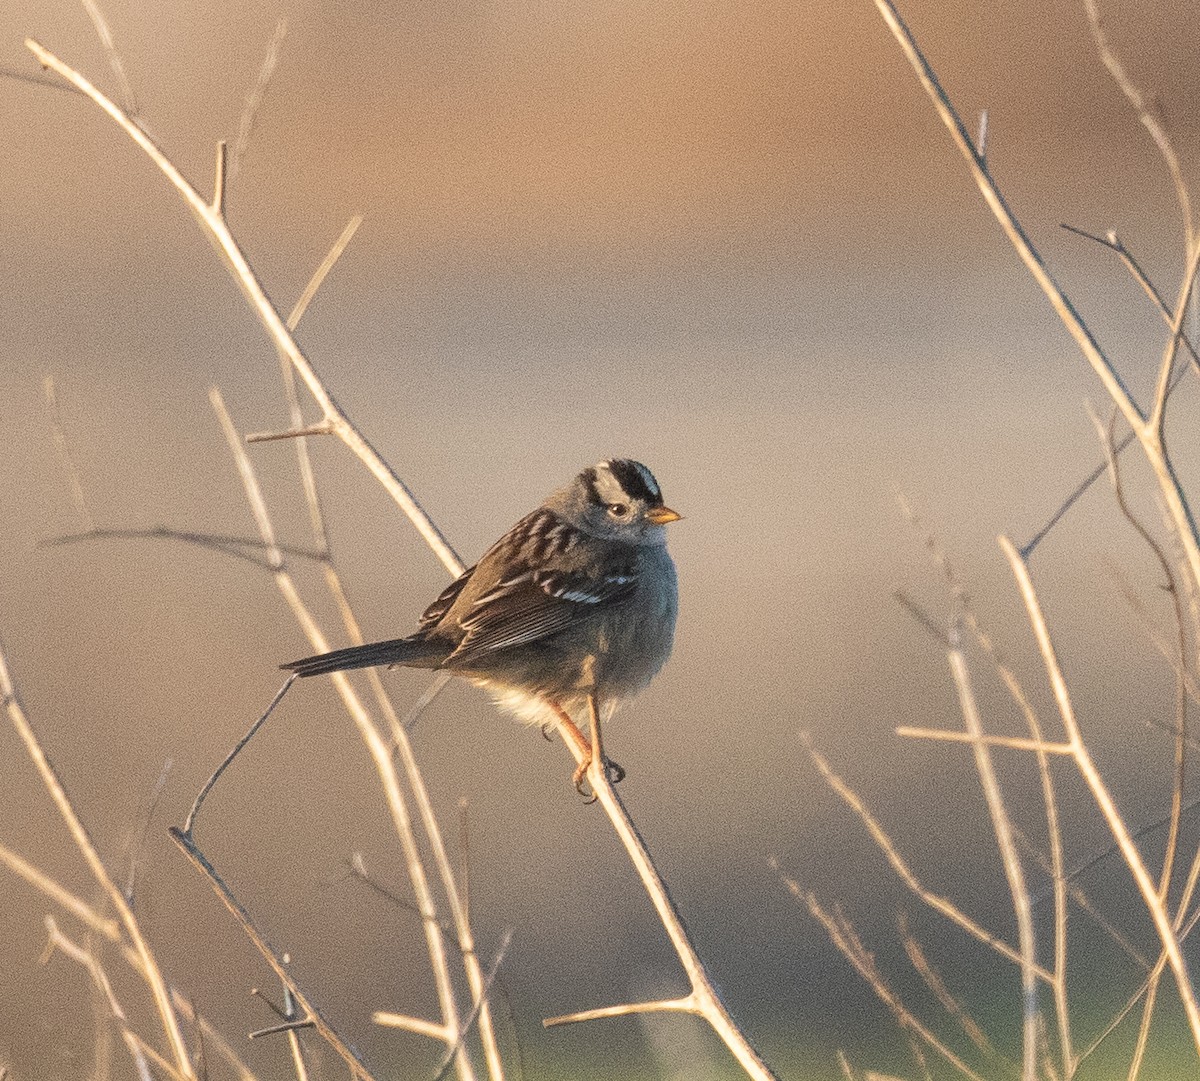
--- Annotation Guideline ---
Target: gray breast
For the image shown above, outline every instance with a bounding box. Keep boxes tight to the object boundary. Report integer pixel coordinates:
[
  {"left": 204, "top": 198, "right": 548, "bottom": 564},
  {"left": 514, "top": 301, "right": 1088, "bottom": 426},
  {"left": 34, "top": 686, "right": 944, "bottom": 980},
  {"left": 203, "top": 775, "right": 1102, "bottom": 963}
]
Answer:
[{"left": 597, "top": 544, "right": 678, "bottom": 700}]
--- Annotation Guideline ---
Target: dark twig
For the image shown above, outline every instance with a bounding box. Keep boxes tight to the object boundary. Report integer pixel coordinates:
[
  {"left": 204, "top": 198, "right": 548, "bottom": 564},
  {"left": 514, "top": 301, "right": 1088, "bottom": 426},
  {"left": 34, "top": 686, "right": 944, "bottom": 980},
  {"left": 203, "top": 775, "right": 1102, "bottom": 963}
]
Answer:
[
  {"left": 249, "top": 1020, "right": 315, "bottom": 1040},
  {"left": 169, "top": 828, "right": 376, "bottom": 1081},
  {"left": 182, "top": 676, "right": 296, "bottom": 837},
  {"left": 41, "top": 526, "right": 326, "bottom": 567}
]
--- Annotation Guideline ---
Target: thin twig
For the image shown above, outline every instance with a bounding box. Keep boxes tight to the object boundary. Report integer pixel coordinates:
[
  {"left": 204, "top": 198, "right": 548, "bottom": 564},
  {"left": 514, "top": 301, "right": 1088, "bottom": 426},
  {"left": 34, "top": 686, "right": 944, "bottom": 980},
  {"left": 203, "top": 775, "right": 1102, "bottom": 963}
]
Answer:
[
  {"left": 964, "top": 612, "right": 1074, "bottom": 1075},
  {"left": 80, "top": 0, "right": 137, "bottom": 117},
  {"left": 209, "top": 390, "right": 477, "bottom": 1081},
  {"left": 42, "top": 917, "right": 169, "bottom": 1081},
  {"left": 947, "top": 638, "right": 1039, "bottom": 1080},
  {"left": 182, "top": 675, "right": 296, "bottom": 836},
  {"left": 287, "top": 215, "right": 363, "bottom": 332},
  {"left": 230, "top": 17, "right": 287, "bottom": 181},
  {"left": 0, "top": 841, "right": 120, "bottom": 940},
  {"left": 896, "top": 727, "right": 1073, "bottom": 754},
  {"left": 428, "top": 931, "right": 515, "bottom": 1081},
  {"left": 872, "top": 1, "right": 1200, "bottom": 611},
  {"left": 1089, "top": 405, "right": 1187, "bottom": 904},
  {"left": 43, "top": 375, "right": 93, "bottom": 531},
  {"left": 774, "top": 866, "right": 988, "bottom": 1081},
  {"left": 898, "top": 912, "right": 1002, "bottom": 1059},
  {"left": 1083, "top": 0, "right": 1193, "bottom": 245},
  {"left": 803, "top": 733, "right": 1052, "bottom": 981},
  {"left": 40, "top": 525, "right": 326, "bottom": 566},
  {"left": 248, "top": 1020, "right": 315, "bottom": 1040},
  {"left": 547, "top": 734, "right": 779, "bottom": 1079}
]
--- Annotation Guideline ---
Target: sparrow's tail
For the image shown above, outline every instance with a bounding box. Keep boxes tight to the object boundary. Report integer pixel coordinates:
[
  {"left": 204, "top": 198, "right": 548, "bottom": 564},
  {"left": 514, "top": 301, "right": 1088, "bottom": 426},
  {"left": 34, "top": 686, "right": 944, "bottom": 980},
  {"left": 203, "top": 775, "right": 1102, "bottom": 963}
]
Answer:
[{"left": 282, "top": 635, "right": 446, "bottom": 678}]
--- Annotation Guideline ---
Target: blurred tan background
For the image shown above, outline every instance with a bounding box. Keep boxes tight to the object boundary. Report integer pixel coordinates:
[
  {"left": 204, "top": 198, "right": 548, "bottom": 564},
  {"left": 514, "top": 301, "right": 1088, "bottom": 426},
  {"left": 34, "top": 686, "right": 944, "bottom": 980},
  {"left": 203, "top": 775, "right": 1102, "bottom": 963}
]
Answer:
[{"left": 2, "top": 0, "right": 1200, "bottom": 1077}]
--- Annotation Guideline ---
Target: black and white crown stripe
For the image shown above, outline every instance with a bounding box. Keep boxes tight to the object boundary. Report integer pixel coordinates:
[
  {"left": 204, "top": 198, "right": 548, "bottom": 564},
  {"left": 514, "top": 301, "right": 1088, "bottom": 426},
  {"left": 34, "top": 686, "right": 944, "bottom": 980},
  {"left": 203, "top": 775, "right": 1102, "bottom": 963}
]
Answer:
[{"left": 583, "top": 459, "right": 664, "bottom": 509}]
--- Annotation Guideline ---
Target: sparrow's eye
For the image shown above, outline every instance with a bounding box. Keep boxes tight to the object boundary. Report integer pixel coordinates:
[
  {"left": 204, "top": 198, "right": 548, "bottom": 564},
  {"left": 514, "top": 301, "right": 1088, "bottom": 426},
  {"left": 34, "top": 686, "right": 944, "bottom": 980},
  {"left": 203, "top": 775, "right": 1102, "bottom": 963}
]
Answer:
[{"left": 606, "top": 502, "right": 630, "bottom": 518}]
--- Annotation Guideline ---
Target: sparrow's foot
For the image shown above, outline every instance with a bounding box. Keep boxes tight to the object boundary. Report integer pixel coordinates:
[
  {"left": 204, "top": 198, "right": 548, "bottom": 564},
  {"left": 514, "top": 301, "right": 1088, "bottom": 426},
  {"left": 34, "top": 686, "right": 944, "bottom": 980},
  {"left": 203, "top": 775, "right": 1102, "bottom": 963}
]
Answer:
[
  {"left": 572, "top": 754, "right": 625, "bottom": 802},
  {"left": 573, "top": 759, "right": 594, "bottom": 801}
]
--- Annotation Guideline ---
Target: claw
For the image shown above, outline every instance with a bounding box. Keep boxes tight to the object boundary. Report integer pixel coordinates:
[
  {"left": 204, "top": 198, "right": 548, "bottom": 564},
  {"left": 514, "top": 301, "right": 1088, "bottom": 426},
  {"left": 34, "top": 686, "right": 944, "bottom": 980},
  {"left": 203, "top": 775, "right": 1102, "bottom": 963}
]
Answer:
[
  {"left": 571, "top": 755, "right": 624, "bottom": 801},
  {"left": 540, "top": 721, "right": 555, "bottom": 742},
  {"left": 573, "top": 761, "right": 596, "bottom": 803}
]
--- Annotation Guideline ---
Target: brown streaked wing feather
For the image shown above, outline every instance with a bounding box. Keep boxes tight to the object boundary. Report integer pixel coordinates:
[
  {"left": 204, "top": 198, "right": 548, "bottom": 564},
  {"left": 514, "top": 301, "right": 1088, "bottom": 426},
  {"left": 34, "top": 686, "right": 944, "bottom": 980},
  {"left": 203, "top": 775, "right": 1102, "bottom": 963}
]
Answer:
[
  {"left": 418, "top": 564, "right": 476, "bottom": 629},
  {"left": 445, "top": 560, "right": 638, "bottom": 667}
]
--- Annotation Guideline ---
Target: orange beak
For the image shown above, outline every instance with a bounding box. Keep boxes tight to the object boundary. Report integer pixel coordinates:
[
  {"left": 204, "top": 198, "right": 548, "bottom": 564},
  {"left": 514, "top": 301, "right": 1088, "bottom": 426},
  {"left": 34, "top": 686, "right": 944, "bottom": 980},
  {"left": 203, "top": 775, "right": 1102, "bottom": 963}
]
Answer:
[{"left": 645, "top": 505, "right": 683, "bottom": 525}]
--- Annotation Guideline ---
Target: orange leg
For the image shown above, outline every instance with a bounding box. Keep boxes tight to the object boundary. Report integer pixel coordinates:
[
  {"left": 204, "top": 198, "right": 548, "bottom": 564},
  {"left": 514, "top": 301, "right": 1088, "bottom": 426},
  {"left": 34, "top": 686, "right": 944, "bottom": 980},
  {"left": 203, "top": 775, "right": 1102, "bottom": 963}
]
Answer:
[
  {"left": 547, "top": 700, "right": 624, "bottom": 797},
  {"left": 547, "top": 702, "right": 594, "bottom": 795}
]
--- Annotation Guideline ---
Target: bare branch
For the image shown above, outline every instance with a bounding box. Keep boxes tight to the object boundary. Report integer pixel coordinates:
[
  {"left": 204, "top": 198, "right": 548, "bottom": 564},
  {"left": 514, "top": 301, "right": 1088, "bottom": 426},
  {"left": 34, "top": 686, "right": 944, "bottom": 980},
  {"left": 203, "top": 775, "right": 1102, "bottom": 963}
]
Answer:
[
  {"left": 1084, "top": 0, "right": 1193, "bottom": 244},
  {"left": 773, "top": 867, "right": 989, "bottom": 1081},
  {"left": 25, "top": 38, "right": 465, "bottom": 578},
  {"left": 896, "top": 727, "right": 1073, "bottom": 754},
  {"left": 999, "top": 535, "right": 1200, "bottom": 1053},
  {"left": 0, "top": 841, "right": 120, "bottom": 940},
  {"left": 0, "top": 646, "right": 194, "bottom": 1075},
  {"left": 803, "top": 734, "right": 1052, "bottom": 981},
  {"left": 169, "top": 828, "right": 376, "bottom": 1080}
]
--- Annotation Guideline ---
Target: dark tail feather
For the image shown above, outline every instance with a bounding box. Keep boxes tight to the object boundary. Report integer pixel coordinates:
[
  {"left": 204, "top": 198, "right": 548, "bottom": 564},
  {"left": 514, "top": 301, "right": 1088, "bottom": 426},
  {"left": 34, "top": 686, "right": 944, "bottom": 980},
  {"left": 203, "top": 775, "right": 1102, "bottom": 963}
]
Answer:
[{"left": 282, "top": 636, "right": 446, "bottom": 677}]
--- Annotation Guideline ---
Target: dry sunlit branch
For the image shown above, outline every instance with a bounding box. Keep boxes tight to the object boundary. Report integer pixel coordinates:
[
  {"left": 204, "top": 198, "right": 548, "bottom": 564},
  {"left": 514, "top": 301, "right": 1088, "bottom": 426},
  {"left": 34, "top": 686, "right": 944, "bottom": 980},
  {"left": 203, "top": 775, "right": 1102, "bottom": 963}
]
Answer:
[
  {"left": 898, "top": 915, "right": 1002, "bottom": 1061},
  {"left": 898, "top": 494, "right": 1077, "bottom": 1075},
  {"left": 946, "top": 640, "right": 1040, "bottom": 1081},
  {"left": 895, "top": 727, "right": 1073, "bottom": 755},
  {"left": 1089, "top": 405, "right": 1188, "bottom": 911},
  {"left": 542, "top": 734, "right": 779, "bottom": 1080},
  {"left": 206, "top": 388, "right": 481, "bottom": 1081},
  {"left": 0, "top": 841, "right": 120, "bottom": 940},
  {"left": 41, "top": 916, "right": 182, "bottom": 1081},
  {"left": 998, "top": 534, "right": 1200, "bottom": 1054},
  {"left": 773, "top": 864, "right": 989, "bottom": 1081},
  {"left": 872, "top": 0, "right": 1200, "bottom": 603},
  {"left": 24, "top": 38, "right": 464, "bottom": 579},
  {"left": 1083, "top": 0, "right": 1194, "bottom": 246},
  {"left": 0, "top": 646, "right": 194, "bottom": 1077},
  {"left": 427, "top": 930, "right": 515, "bottom": 1081},
  {"left": 963, "top": 616, "right": 1074, "bottom": 1076},
  {"left": 274, "top": 213, "right": 506, "bottom": 1081},
  {"left": 803, "top": 733, "right": 1052, "bottom": 982}
]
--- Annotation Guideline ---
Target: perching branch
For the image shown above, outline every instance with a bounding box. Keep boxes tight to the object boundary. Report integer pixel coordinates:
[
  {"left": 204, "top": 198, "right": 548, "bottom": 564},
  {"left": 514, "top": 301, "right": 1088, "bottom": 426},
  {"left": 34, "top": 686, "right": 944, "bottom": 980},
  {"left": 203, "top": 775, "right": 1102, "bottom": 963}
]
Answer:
[{"left": 543, "top": 723, "right": 779, "bottom": 1081}]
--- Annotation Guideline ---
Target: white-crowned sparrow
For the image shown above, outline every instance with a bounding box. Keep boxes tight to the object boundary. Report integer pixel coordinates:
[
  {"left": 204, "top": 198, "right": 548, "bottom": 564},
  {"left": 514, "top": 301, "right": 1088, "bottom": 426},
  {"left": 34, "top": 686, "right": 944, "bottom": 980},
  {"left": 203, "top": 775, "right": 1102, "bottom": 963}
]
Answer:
[{"left": 283, "top": 459, "right": 681, "bottom": 792}]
